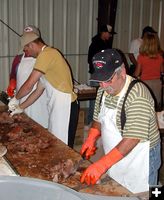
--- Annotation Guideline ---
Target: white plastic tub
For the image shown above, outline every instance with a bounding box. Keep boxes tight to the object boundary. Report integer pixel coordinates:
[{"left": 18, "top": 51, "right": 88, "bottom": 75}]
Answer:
[{"left": 0, "top": 176, "right": 139, "bottom": 200}]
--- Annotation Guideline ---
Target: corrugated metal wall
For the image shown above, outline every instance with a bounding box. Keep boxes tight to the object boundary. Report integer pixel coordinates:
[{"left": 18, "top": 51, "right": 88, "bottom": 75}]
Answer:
[
  {"left": 0, "top": 0, "right": 98, "bottom": 91},
  {"left": 0, "top": 0, "right": 164, "bottom": 93}
]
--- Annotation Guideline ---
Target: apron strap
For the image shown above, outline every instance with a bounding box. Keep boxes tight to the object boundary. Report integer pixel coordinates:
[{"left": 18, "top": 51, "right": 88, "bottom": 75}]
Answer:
[{"left": 121, "top": 79, "right": 141, "bottom": 130}]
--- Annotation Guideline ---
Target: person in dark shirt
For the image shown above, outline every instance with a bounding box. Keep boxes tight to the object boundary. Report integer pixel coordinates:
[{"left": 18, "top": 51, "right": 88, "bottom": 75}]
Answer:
[
  {"left": 88, "top": 24, "right": 116, "bottom": 74},
  {"left": 87, "top": 24, "right": 116, "bottom": 125}
]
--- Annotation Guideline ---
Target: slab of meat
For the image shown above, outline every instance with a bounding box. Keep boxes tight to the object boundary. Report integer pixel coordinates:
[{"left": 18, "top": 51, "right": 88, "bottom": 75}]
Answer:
[
  {"left": 0, "top": 112, "right": 14, "bottom": 124},
  {"left": 0, "top": 110, "right": 91, "bottom": 190},
  {"left": 42, "top": 159, "right": 79, "bottom": 183}
]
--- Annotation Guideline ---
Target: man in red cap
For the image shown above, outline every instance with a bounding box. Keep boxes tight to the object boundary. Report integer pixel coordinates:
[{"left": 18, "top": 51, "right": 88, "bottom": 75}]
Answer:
[
  {"left": 8, "top": 27, "right": 79, "bottom": 148},
  {"left": 6, "top": 25, "right": 48, "bottom": 128}
]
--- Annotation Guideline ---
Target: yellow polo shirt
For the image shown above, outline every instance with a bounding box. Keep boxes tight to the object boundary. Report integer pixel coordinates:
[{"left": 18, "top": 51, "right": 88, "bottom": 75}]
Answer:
[{"left": 34, "top": 47, "right": 77, "bottom": 102}]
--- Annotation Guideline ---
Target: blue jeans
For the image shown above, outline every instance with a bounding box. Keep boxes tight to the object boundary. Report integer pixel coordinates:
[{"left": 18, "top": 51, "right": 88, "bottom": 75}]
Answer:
[{"left": 149, "top": 141, "right": 161, "bottom": 186}]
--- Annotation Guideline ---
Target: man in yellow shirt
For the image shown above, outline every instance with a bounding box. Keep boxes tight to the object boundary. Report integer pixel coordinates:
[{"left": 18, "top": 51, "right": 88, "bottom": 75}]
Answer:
[{"left": 8, "top": 28, "right": 79, "bottom": 148}]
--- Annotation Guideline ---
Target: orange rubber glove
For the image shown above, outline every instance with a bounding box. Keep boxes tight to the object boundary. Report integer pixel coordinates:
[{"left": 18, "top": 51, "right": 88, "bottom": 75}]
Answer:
[
  {"left": 80, "top": 147, "right": 123, "bottom": 185},
  {"left": 6, "top": 79, "right": 16, "bottom": 97},
  {"left": 80, "top": 128, "right": 100, "bottom": 159}
]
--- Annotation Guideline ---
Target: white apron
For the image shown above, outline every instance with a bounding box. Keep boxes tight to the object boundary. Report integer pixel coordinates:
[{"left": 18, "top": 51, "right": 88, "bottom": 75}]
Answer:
[
  {"left": 16, "top": 54, "right": 48, "bottom": 128},
  {"left": 40, "top": 76, "right": 71, "bottom": 145},
  {"left": 98, "top": 77, "right": 149, "bottom": 193}
]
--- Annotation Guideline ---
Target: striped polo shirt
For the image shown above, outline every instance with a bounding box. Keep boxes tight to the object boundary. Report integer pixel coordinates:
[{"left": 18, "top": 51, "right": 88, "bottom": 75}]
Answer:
[{"left": 93, "top": 76, "right": 160, "bottom": 149}]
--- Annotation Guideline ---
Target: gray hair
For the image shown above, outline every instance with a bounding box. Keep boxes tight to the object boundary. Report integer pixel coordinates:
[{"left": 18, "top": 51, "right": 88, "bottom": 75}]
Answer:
[{"left": 115, "top": 64, "right": 124, "bottom": 75}]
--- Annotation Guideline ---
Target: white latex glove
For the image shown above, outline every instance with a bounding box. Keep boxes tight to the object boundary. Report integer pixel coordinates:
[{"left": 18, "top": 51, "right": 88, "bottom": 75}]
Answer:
[
  {"left": 8, "top": 96, "right": 19, "bottom": 111},
  {"left": 9, "top": 105, "right": 23, "bottom": 117}
]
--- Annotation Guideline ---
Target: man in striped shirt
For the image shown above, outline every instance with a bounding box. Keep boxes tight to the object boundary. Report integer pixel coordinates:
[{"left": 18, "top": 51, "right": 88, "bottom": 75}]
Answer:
[{"left": 80, "top": 49, "right": 161, "bottom": 193}]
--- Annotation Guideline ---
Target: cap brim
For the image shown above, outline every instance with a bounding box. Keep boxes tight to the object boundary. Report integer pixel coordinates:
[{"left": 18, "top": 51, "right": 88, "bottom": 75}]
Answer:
[
  {"left": 19, "top": 34, "right": 39, "bottom": 53},
  {"left": 20, "top": 33, "right": 39, "bottom": 49},
  {"left": 90, "top": 71, "right": 113, "bottom": 82}
]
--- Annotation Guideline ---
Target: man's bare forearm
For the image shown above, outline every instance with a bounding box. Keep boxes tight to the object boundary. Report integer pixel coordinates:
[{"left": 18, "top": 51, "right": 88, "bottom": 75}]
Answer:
[
  {"left": 16, "top": 81, "right": 34, "bottom": 99},
  {"left": 20, "top": 82, "right": 45, "bottom": 109},
  {"left": 16, "top": 69, "right": 43, "bottom": 99},
  {"left": 128, "top": 53, "right": 137, "bottom": 66},
  {"left": 116, "top": 137, "right": 140, "bottom": 156}
]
